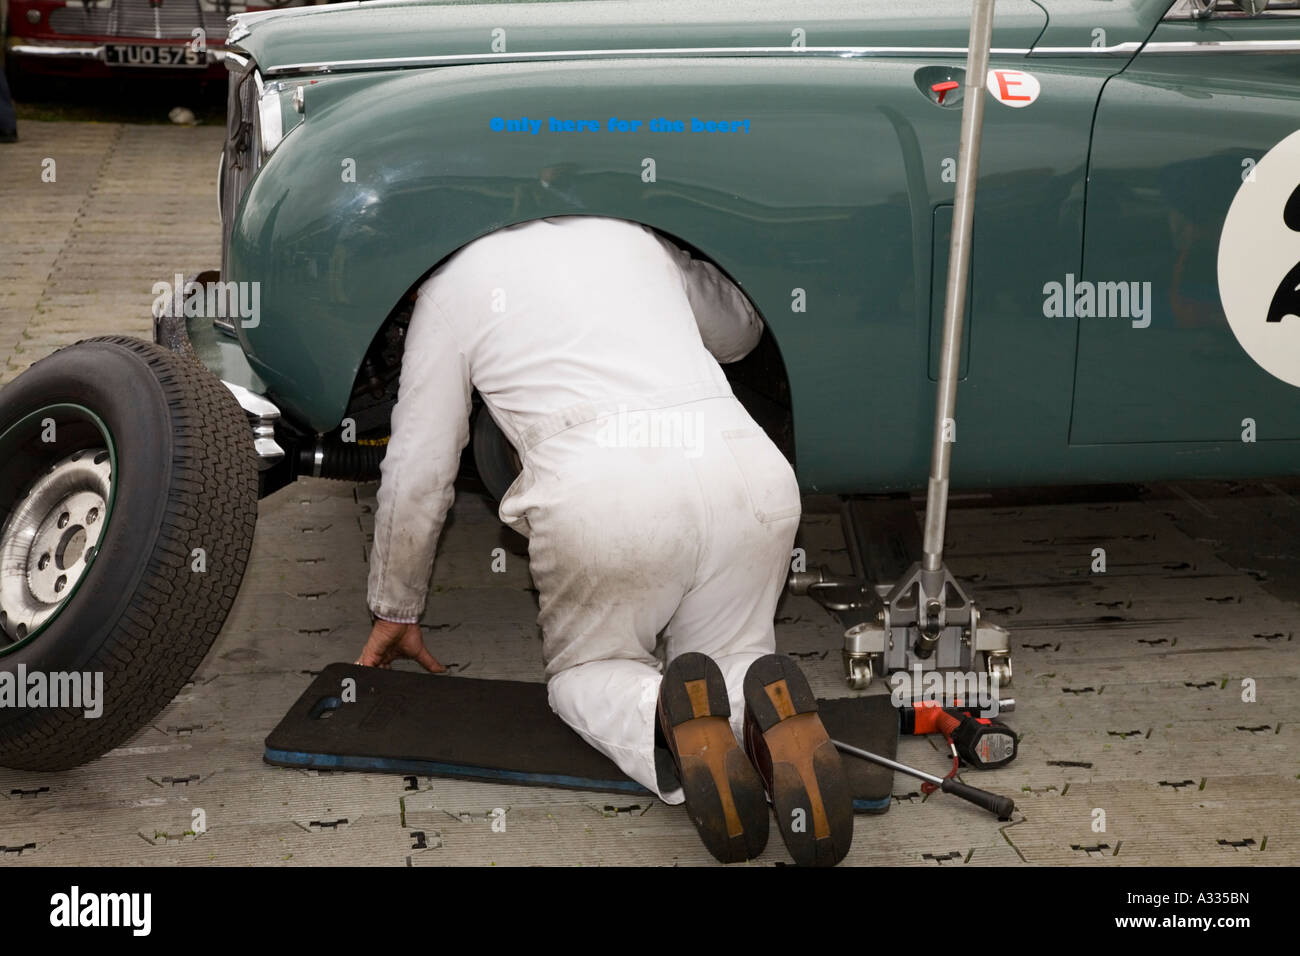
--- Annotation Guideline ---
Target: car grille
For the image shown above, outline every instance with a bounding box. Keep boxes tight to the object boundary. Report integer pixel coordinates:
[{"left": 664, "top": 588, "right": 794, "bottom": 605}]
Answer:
[
  {"left": 220, "top": 57, "right": 261, "bottom": 280},
  {"left": 49, "top": 0, "right": 233, "bottom": 40}
]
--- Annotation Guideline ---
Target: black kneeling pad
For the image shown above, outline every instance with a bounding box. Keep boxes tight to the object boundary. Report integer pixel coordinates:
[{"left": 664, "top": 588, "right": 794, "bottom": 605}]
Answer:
[{"left": 266, "top": 663, "right": 897, "bottom": 813}]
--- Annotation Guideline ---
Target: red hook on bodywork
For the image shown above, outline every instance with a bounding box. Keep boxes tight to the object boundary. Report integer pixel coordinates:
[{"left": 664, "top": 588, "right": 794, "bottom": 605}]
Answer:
[{"left": 931, "top": 80, "right": 960, "bottom": 105}]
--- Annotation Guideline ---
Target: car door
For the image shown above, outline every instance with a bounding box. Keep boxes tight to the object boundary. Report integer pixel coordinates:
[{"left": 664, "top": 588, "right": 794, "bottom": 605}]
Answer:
[{"left": 1073, "top": 0, "right": 1300, "bottom": 445}]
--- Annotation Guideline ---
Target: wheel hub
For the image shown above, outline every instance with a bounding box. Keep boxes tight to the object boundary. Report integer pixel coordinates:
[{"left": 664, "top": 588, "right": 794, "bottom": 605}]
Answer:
[{"left": 0, "top": 448, "right": 111, "bottom": 642}]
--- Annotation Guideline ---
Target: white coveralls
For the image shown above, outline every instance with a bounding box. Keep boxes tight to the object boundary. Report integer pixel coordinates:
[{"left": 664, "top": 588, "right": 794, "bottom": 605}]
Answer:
[{"left": 367, "top": 217, "right": 801, "bottom": 802}]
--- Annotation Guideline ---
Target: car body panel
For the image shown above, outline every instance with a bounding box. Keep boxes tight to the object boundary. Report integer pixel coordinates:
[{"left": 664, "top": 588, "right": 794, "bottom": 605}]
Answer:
[
  {"left": 1074, "top": 11, "right": 1300, "bottom": 444},
  {"left": 234, "top": 0, "right": 1051, "bottom": 76},
  {"left": 221, "top": 0, "right": 1300, "bottom": 494},
  {"left": 187, "top": 311, "right": 268, "bottom": 396},
  {"left": 229, "top": 51, "right": 1098, "bottom": 495},
  {"left": 1028, "top": 0, "right": 1171, "bottom": 50}
]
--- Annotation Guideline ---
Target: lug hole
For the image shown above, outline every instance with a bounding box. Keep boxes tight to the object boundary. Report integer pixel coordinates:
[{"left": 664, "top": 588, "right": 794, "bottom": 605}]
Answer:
[
  {"left": 38, "top": 553, "right": 51, "bottom": 571},
  {"left": 15, "top": 623, "right": 27, "bottom": 639},
  {"left": 86, "top": 507, "right": 99, "bottom": 524},
  {"left": 54, "top": 575, "right": 67, "bottom": 593},
  {"left": 94, "top": 451, "right": 109, "bottom": 465},
  {"left": 57, "top": 511, "right": 70, "bottom": 529}
]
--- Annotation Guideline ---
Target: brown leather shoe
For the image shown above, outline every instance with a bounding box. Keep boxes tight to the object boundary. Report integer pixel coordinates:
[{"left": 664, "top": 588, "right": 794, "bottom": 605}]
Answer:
[
  {"left": 743, "top": 654, "right": 853, "bottom": 867},
  {"left": 658, "top": 652, "right": 769, "bottom": 863}
]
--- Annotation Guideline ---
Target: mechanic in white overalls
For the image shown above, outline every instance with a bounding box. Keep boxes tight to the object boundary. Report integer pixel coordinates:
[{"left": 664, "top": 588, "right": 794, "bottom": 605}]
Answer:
[{"left": 358, "top": 217, "right": 852, "bottom": 866}]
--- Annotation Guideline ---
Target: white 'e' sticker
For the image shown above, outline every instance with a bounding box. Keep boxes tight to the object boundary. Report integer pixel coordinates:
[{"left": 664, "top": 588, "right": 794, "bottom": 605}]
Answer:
[{"left": 987, "top": 69, "right": 1040, "bottom": 108}]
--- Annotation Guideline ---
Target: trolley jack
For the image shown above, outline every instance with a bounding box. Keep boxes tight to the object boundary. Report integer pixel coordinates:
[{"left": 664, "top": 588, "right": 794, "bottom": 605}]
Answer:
[{"left": 790, "top": 0, "right": 1012, "bottom": 701}]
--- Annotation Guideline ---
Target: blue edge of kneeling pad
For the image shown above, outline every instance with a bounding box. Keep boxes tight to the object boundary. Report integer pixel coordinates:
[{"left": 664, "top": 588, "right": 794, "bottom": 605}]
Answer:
[{"left": 266, "top": 663, "right": 898, "bottom": 813}]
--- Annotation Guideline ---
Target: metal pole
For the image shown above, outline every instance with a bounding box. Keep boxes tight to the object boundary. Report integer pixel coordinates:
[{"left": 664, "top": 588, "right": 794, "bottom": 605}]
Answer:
[
  {"left": 921, "top": 0, "right": 996, "bottom": 572},
  {"left": 833, "top": 740, "right": 946, "bottom": 786}
]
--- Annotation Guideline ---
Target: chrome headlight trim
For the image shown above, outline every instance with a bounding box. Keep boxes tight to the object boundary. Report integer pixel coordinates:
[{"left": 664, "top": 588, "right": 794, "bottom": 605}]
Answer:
[
  {"left": 252, "top": 69, "right": 305, "bottom": 162},
  {"left": 257, "top": 78, "right": 284, "bottom": 158}
]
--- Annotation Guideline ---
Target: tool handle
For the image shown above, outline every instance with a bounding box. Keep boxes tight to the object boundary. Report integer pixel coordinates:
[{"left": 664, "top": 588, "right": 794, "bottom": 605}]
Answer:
[
  {"left": 936, "top": 710, "right": 962, "bottom": 736},
  {"left": 940, "top": 777, "right": 1015, "bottom": 819},
  {"left": 904, "top": 701, "right": 963, "bottom": 736}
]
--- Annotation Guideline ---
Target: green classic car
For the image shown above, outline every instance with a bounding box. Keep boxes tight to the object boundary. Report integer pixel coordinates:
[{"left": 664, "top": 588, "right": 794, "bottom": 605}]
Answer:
[{"left": 1, "top": 0, "right": 1298, "bottom": 769}]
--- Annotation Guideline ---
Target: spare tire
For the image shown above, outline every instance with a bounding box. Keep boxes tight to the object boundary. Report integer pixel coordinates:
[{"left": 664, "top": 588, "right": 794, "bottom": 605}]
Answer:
[{"left": 0, "top": 337, "right": 257, "bottom": 770}]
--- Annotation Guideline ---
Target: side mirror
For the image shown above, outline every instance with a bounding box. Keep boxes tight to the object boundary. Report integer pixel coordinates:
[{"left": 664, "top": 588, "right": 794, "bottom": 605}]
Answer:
[{"left": 1237, "top": 0, "right": 1270, "bottom": 14}]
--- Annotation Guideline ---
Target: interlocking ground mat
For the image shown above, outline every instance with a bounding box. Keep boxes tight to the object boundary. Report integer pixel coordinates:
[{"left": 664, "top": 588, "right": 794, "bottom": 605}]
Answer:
[{"left": 266, "top": 663, "right": 898, "bottom": 812}]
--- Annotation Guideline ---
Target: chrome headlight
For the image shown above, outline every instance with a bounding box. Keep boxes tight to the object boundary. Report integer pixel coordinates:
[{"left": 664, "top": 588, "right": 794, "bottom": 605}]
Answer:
[
  {"left": 254, "top": 74, "right": 304, "bottom": 161},
  {"left": 220, "top": 56, "right": 305, "bottom": 278},
  {"left": 258, "top": 81, "right": 284, "bottom": 157}
]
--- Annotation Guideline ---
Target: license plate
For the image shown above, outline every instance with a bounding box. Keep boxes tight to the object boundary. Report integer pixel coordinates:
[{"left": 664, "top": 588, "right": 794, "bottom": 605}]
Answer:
[{"left": 104, "top": 44, "right": 206, "bottom": 69}]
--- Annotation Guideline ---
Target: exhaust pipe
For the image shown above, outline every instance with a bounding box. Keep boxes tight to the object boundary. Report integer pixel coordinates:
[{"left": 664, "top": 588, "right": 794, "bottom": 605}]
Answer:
[{"left": 298, "top": 438, "right": 385, "bottom": 482}]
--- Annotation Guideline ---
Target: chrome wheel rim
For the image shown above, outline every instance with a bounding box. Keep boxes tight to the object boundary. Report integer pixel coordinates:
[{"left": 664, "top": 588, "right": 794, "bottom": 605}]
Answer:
[{"left": 0, "top": 447, "right": 111, "bottom": 643}]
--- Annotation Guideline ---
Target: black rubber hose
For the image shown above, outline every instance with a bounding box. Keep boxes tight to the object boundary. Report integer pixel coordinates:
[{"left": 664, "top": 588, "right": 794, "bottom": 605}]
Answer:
[{"left": 299, "top": 439, "right": 385, "bottom": 482}]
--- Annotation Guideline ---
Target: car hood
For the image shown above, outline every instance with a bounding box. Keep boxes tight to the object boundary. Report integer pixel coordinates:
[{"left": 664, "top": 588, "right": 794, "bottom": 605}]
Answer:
[{"left": 231, "top": 0, "right": 1050, "bottom": 77}]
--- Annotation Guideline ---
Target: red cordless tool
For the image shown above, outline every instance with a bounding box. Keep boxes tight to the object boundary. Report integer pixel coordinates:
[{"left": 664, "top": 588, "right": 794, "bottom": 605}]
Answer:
[{"left": 901, "top": 700, "right": 1019, "bottom": 771}]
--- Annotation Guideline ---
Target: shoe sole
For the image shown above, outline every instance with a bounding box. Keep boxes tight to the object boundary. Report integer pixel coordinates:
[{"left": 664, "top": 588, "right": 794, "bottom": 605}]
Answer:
[
  {"left": 745, "top": 654, "right": 853, "bottom": 867},
  {"left": 661, "top": 653, "right": 769, "bottom": 863}
]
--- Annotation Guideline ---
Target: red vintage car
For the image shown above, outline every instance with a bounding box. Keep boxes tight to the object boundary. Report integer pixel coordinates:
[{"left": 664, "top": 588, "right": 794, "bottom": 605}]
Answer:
[{"left": 4, "top": 0, "right": 316, "bottom": 90}]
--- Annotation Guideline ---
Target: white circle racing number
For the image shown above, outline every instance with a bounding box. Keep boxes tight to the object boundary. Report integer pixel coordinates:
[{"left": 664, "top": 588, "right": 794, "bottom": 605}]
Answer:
[
  {"left": 1218, "top": 127, "right": 1300, "bottom": 388},
  {"left": 986, "top": 69, "right": 1039, "bottom": 108}
]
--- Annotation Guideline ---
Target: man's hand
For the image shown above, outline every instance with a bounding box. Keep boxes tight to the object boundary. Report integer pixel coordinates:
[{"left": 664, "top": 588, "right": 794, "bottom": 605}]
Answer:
[{"left": 357, "top": 618, "right": 447, "bottom": 674}]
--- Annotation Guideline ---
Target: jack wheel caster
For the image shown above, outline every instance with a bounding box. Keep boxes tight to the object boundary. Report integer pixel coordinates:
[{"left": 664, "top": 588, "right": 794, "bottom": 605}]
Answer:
[
  {"left": 985, "top": 652, "right": 1012, "bottom": 688},
  {"left": 845, "top": 656, "right": 874, "bottom": 690}
]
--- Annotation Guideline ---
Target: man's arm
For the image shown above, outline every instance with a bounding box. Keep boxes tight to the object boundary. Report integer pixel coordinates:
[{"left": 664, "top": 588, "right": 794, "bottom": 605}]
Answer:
[
  {"left": 366, "top": 294, "right": 473, "bottom": 623},
  {"left": 656, "top": 235, "right": 765, "bottom": 363}
]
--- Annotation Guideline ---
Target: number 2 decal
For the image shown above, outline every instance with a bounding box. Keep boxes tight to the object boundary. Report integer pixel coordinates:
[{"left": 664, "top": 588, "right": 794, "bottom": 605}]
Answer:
[{"left": 1219, "top": 128, "right": 1300, "bottom": 388}]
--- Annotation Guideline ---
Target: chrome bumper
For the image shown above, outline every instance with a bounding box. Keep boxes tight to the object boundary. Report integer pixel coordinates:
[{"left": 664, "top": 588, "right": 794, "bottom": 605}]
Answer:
[
  {"left": 223, "top": 381, "right": 287, "bottom": 467},
  {"left": 6, "top": 41, "right": 106, "bottom": 61},
  {"left": 6, "top": 37, "right": 233, "bottom": 65}
]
